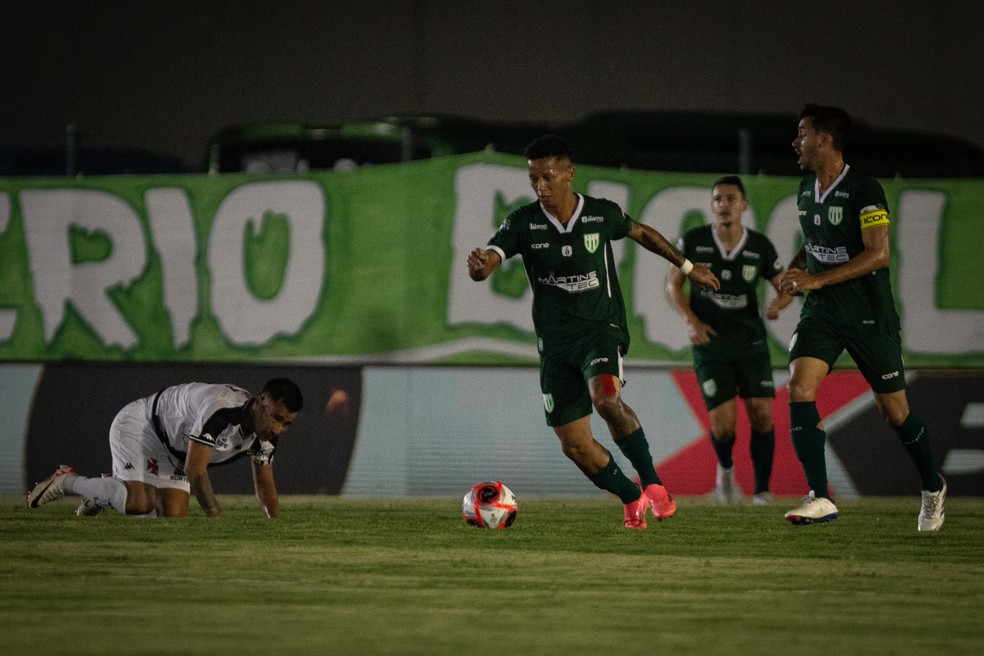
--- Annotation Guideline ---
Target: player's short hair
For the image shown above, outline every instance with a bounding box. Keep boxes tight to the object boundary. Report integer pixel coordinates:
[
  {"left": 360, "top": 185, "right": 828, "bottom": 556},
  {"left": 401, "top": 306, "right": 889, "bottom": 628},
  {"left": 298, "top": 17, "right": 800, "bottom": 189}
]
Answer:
[
  {"left": 524, "top": 134, "right": 573, "bottom": 162},
  {"left": 712, "top": 175, "right": 746, "bottom": 197},
  {"left": 800, "top": 104, "right": 851, "bottom": 152},
  {"left": 262, "top": 377, "right": 303, "bottom": 412}
]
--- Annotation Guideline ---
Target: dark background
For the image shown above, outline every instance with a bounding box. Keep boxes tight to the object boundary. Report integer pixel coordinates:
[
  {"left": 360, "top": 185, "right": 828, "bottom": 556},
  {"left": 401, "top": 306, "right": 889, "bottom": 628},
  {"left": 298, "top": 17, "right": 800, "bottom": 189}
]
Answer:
[
  {"left": 26, "top": 363, "right": 363, "bottom": 496},
  {"left": 4, "top": 0, "right": 984, "bottom": 172}
]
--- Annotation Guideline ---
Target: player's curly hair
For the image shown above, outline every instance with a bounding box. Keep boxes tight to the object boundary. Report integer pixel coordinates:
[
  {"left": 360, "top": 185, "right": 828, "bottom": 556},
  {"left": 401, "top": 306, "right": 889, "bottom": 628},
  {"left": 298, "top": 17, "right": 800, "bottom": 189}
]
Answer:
[{"left": 524, "top": 134, "right": 573, "bottom": 161}]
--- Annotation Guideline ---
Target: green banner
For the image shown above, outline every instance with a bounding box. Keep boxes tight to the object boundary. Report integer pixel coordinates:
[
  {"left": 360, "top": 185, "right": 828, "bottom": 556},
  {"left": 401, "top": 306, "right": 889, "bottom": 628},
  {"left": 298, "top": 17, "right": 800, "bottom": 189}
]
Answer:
[{"left": 1, "top": 152, "right": 982, "bottom": 365}]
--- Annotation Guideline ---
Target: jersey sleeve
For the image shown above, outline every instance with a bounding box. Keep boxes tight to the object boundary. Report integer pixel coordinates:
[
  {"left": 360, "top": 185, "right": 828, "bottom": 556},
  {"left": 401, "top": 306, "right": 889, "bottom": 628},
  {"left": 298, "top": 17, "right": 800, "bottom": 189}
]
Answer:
[
  {"left": 486, "top": 210, "right": 523, "bottom": 261},
  {"left": 762, "top": 236, "right": 783, "bottom": 281},
  {"left": 248, "top": 438, "right": 277, "bottom": 465},
  {"left": 856, "top": 177, "right": 891, "bottom": 230},
  {"left": 607, "top": 202, "right": 632, "bottom": 241},
  {"left": 192, "top": 403, "right": 243, "bottom": 447}
]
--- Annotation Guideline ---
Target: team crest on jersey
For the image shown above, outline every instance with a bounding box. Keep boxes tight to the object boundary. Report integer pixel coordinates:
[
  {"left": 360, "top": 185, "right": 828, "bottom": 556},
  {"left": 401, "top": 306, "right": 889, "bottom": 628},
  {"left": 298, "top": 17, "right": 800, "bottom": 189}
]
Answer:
[
  {"left": 584, "top": 233, "right": 600, "bottom": 253},
  {"left": 742, "top": 265, "right": 757, "bottom": 282},
  {"left": 828, "top": 206, "right": 844, "bottom": 226}
]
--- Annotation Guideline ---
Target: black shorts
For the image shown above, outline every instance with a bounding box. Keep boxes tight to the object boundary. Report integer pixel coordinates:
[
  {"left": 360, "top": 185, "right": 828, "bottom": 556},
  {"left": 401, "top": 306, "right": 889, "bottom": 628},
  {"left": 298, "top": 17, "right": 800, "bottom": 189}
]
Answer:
[
  {"left": 789, "top": 315, "right": 906, "bottom": 393},
  {"left": 693, "top": 349, "right": 775, "bottom": 411},
  {"left": 539, "top": 329, "right": 624, "bottom": 427}
]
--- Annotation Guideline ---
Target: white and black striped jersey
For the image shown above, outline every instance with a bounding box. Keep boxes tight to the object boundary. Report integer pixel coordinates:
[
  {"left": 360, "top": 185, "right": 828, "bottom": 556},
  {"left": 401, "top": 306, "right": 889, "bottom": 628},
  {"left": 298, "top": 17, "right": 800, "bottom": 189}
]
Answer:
[{"left": 150, "top": 382, "right": 275, "bottom": 467}]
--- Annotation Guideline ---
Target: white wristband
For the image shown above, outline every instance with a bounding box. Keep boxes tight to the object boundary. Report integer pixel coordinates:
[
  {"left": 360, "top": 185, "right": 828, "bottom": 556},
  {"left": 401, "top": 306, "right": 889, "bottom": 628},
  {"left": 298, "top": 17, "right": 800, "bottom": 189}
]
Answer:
[{"left": 679, "top": 259, "right": 694, "bottom": 275}]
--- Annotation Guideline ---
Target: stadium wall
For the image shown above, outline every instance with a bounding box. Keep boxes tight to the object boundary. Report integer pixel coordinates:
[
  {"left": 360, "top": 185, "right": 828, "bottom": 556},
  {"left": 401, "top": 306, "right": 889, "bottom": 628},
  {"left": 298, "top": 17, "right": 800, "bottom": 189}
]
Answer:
[{"left": 3, "top": 363, "right": 982, "bottom": 499}]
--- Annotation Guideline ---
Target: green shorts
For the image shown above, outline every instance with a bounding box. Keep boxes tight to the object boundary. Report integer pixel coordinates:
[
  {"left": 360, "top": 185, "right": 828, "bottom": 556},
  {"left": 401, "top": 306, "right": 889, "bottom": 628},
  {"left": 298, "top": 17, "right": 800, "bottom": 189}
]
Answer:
[
  {"left": 789, "top": 316, "right": 906, "bottom": 393},
  {"left": 539, "top": 329, "right": 624, "bottom": 427},
  {"left": 693, "top": 349, "right": 775, "bottom": 411}
]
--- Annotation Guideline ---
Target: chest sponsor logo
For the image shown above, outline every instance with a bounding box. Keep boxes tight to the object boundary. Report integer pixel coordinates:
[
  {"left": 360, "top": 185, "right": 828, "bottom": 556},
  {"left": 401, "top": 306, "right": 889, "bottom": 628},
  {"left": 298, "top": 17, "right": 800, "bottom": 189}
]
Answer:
[
  {"left": 584, "top": 233, "right": 600, "bottom": 253},
  {"left": 813, "top": 213, "right": 821, "bottom": 226},
  {"left": 828, "top": 206, "right": 844, "bottom": 226},
  {"left": 742, "top": 264, "right": 757, "bottom": 282},
  {"left": 711, "top": 293, "right": 749, "bottom": 309},
  {"left": 562, "top": 245, "right": 573, "bottom": 257},
  {"left": 538, "top": 271, "right": 600, "bottom": 293},
  {"left": 806, "top": 243, "right": 850, "bottom": 264},
  {"left": 721, "top": 270, "right": 732, "bottom": 281}
]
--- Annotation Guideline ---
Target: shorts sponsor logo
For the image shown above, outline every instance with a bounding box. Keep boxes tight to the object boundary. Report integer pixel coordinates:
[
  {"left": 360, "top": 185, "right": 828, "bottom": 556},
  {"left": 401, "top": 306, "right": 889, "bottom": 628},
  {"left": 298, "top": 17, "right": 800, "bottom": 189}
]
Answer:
[
  {"left": 702, "top": 379, "right": 717, "bottom": 398},
  {"left": 590, "top": 357, "right": 609, "bottom": 366},
  {"left": 761, "top": 380, "right": 775, "bottom": 388},
  {"left": 584, "top": 233, "right": 600, "bottom": 253},
  {"left": 881, "top": 370, "right": 901, "bottom": 380}
]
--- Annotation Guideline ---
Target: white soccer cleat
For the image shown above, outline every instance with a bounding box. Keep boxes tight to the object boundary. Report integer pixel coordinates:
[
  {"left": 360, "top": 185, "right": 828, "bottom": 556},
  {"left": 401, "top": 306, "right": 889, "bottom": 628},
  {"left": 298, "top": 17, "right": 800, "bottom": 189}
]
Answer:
[
  {"left": 751, "top": 491, "right": 775, "bottom": 506},
  {"left": 715, "top": 464, "right": 742, "bottom": 504},
  {"left": 784, "top": 490, "right": 839, "bottom": 525},
  {"left": 917, "top": 475, "right": 947, "bottom": 532},
  {"left": 76, "top": 498, "right": 106, "bottom": 517},
  {"left": 27, "top": 465, "right": 77, "bottom": 509}
]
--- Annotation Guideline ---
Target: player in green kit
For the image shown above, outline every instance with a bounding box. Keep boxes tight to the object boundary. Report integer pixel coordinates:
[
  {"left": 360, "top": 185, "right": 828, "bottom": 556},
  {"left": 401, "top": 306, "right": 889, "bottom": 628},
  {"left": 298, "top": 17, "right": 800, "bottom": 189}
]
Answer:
[
  {"left": 467, "top": 134, "right": 719, "bottom": 529},
  {"left": 779, "top": 104, "right": 946, "bottom": 530},
  {"left": 666, "top": 176, "right": 793, "bottom": 506}
]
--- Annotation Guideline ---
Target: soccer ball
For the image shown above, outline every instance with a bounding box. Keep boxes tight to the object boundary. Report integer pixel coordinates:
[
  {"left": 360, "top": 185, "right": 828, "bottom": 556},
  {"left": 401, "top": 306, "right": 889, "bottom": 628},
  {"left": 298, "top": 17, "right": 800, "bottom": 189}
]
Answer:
[{"left": 462, "top": 481, "right": 517, "bottom": 529}]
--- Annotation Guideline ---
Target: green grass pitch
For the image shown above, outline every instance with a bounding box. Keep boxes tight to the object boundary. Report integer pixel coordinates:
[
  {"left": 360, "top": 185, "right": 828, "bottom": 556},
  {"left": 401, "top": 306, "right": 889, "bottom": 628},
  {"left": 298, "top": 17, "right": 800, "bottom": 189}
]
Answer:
[{"left": 2, "top": 494, "right": 982, "bottom": 655}]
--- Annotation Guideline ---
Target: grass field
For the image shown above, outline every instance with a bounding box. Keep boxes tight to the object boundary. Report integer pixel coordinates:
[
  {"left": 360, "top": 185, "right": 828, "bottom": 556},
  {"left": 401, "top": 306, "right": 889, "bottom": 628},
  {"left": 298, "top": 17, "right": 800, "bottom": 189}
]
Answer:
[{"left": 1, "top": 494, "right": 982, "bottom": 656}]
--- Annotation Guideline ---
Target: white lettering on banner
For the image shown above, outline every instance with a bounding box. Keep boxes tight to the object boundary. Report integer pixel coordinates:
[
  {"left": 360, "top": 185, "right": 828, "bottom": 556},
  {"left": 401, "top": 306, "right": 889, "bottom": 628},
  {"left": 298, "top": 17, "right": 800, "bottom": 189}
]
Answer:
[
  {"left": 764, "top": 195, "right": 804, "bottom": 347},
  {"left": 21, "top": 189, "right": 145, "bottom": 348},
  {"left": 446, "top": 165, "right": 632, "bottom": 331},
  {"left": 0, "top": 193, "right": 14, "bottom": 340},
  {"left": 209, "top": 181, "right": 325, "bottom": 346},
  {"left": 633, "top": 187, "right": 729, "bottom": 350},
  {"left": 145, "top": 189, "right": 198, "bottom": 348},
  {"left": 896, "top": 190, "right": 984, "bottom": 353},
  {"left": 447, "top": 164, "right": 535, "bottom": 331}
]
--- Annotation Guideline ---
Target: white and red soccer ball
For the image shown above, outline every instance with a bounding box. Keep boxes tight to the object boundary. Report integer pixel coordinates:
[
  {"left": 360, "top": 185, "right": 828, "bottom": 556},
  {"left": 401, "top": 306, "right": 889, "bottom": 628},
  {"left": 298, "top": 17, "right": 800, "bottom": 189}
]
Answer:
[{"left": 462, "top": 481, "right": 517, "bottom": 529}]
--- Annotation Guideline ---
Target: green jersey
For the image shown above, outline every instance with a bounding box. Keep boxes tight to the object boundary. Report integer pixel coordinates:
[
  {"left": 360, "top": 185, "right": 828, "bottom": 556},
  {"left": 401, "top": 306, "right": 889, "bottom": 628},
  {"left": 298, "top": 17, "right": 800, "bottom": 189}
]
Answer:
[
  {"left": 796, "top": 165, "right": 900, "bottom": 334},
  {"left": 676, "top": 224, "right": 782, "bottom": 358},
  {"left": 487, "top": 194, "right": 631, "bottom": 357}
]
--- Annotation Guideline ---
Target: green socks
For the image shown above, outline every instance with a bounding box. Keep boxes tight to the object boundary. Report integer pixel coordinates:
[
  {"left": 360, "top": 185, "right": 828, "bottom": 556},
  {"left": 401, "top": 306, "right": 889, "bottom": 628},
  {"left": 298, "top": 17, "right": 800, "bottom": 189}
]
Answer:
[
  {"left": 790, "top": 401, "right": 830, "bottom": 498},
  {"left": 587, "top": 453, "right": 642, "bottom": 504},
  {"left": 894, "top": 413, "right": 943, "bottom": 492},
  {"left": 614, "top": 428, "right": 661, "bottom": 487}
]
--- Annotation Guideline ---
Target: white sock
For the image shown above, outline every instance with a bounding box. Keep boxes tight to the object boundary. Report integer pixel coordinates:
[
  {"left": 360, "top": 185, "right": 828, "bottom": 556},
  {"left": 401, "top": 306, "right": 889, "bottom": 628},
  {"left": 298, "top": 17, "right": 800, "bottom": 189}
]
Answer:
[{"left": 70, "top": 476, "right": 128, "bottom": 514}]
